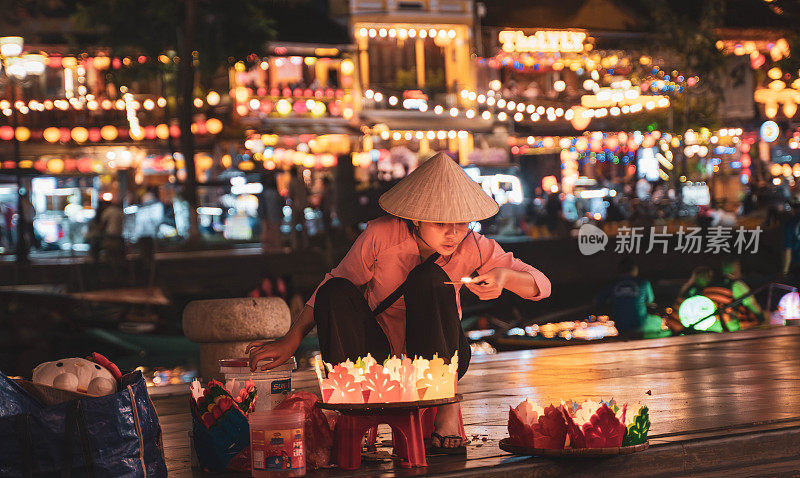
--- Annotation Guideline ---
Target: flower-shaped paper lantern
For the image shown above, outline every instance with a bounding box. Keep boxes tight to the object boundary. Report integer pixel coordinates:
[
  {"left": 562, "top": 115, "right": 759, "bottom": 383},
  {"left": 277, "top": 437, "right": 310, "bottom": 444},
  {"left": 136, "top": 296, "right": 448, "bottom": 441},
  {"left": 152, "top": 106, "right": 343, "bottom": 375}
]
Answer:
[
  {"left": 562, "top": 399, "right": 627, "bottom": 448},
  {"left": 398, "top": 358, "right": 418, "bottom": 402},
  {"left": 316, "top": 353, "right": 459, "bottom": 404},
  {"left": 362, "top": 364, "right": 402, "bottom": 403},
  {"left": 322, "top": 365, "right": 363, "bottom": 404},
  {"left": 416, "top": 354, "right": 455, "bottom": 400},
  {"left": 382, "top": 357, "right": 402, "bottom": 381},
  {"left": 621, "top": 404, "right": 650, "bottom": 446},
  {"left": 355, "top": 353, "right": 378, "bottom": 374},
  {"left": 507, "top": 399, "right": 568, "bottom": 449}
]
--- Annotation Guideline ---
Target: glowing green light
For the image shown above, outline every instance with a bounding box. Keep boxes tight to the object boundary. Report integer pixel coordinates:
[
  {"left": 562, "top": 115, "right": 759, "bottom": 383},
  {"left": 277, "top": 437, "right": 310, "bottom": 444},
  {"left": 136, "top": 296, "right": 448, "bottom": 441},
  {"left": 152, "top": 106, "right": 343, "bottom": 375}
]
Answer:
[{"left": 678, "top": 295, "right": 718, "bottom": 331}]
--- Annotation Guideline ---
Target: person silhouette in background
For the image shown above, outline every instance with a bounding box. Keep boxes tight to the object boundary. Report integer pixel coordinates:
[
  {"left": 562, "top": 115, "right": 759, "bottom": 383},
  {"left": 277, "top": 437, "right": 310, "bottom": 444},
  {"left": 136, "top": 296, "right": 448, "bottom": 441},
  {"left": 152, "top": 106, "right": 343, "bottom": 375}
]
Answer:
[
  {"left": 287, "top": 166, "right": 309, "bottom": 250},
  {"left": 596, "top": 257, "right": 664, "bottom": 338}
]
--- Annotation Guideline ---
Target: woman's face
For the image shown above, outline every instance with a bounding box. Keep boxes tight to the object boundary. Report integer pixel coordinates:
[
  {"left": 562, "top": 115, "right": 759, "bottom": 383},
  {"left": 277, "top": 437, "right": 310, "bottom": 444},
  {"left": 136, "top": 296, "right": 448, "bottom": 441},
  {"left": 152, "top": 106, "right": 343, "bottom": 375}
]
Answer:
[{"left": 414, "top": 221, "right": 470, "bottom": 255}]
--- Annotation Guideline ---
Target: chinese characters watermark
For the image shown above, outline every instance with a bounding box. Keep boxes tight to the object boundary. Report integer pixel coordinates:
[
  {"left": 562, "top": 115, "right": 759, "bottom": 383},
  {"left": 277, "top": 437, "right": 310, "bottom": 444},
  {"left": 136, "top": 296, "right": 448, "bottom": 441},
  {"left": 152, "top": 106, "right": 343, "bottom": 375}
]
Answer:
[{"left": 578, "top": 224, "right": 761, "bottom": 256}]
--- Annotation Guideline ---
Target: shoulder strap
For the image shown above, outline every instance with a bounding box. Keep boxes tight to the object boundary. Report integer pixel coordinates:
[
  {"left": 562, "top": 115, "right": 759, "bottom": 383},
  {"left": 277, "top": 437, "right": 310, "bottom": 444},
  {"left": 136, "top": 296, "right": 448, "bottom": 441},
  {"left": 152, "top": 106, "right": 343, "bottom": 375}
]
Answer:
[{"left": 372, "top": 252, "right": 440, "bottom": 317}]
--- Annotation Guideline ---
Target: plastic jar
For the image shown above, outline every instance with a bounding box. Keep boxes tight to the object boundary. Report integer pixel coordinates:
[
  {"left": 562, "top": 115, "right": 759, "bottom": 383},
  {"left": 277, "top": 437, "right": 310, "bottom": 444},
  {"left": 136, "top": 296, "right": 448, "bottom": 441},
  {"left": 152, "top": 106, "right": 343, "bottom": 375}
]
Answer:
[
  {"left": 219, "top": 357, "right": 295, "bottom": 412},
  {"left": 249, "top": 409, "right": 305, "bottom": 477}
]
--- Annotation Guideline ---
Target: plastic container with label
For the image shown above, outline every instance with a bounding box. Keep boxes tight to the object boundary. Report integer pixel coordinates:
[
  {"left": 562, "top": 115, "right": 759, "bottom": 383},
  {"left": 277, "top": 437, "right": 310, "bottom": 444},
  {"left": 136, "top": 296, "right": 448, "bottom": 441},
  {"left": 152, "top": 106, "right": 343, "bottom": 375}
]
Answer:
[
  {"left": 249, "top": 409, "right": 305, "bottom": 477},
  {"left": 219, "top": 357, "right": 295, "bottom": 412}
]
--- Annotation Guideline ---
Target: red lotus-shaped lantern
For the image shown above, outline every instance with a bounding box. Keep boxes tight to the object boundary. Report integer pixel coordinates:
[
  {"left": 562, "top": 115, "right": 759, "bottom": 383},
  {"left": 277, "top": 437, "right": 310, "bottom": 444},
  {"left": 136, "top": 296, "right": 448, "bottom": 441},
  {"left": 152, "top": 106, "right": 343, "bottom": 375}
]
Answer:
[
  {"left": 561, "top": 400, "right": 627, "bottom": 448},
  {"left": 507, "top": 399, "right": 568, "bottom": 449}
]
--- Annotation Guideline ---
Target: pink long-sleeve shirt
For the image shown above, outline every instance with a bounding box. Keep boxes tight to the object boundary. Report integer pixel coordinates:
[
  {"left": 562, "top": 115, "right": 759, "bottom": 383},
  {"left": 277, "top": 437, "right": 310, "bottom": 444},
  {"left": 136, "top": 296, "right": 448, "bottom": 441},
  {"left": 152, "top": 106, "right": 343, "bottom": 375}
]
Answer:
[{"left": 307, "top": 216, "right": 551, "bottom": 354}]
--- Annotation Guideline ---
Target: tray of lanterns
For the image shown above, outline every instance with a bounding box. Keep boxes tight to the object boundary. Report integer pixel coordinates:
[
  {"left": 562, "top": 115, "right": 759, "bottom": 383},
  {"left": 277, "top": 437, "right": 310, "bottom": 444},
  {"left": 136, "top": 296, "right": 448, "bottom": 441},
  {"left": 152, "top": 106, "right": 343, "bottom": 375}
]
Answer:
[
  {"left": 313, "top": 353, "right": 460, "bottom": 411},
  {"left": 499, "top": 398, "right": 651, "bottom": 457}
]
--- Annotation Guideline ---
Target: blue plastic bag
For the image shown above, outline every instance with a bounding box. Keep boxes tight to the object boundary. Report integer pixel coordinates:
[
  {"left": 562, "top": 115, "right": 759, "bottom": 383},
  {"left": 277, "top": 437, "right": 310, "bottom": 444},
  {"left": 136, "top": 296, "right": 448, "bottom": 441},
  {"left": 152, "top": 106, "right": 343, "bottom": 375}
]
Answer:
[
  {"left": 191, "top": 403, "right": 251, "bottom": 471},
  {"left": 0, "top": 370, "right": 167, "bottom": 477}
]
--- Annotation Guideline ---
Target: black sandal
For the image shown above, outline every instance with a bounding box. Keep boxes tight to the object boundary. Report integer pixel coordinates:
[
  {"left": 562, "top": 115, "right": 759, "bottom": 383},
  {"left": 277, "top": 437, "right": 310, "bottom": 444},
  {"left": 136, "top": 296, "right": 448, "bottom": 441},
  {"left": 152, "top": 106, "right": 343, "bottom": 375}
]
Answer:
[{"left": 427, "top": 432, "right": 467, "bottom": 455}]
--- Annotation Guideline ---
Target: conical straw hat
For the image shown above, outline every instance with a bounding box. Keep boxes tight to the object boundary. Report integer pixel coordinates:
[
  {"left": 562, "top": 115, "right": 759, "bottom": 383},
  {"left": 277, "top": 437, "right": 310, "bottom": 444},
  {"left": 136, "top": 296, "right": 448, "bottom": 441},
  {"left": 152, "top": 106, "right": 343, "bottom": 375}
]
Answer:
[{"left": 379, "top": 152, "right": 499, "bottom": 223}]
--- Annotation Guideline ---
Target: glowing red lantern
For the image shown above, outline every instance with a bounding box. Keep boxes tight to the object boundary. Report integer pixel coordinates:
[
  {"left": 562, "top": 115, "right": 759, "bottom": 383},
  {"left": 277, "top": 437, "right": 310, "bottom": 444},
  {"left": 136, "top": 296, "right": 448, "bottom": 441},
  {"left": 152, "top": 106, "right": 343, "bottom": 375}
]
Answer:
[
  {"left": 88, "top": 128, "right": 102, "bottom": 142},
  {"left": 0, "top": 126, "right": 14, "bottom": 141},
  {"left": 78, "top": 157, "right": 93, "bottom": 173}
]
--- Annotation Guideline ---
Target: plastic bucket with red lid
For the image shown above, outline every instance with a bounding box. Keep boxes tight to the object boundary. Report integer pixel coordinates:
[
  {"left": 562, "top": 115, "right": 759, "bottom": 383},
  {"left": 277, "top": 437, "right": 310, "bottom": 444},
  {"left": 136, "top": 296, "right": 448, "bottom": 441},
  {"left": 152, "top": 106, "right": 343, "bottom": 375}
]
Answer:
[{"left": 219, "top": 357, "right": 296, "bottom": 411}]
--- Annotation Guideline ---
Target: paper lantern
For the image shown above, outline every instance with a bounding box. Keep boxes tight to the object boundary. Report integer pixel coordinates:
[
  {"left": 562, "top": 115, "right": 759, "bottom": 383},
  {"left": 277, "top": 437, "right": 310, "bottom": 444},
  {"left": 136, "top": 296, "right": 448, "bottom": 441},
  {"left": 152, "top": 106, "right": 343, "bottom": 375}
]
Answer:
[
  {"left": 206, "top": 118, "right": 223, "bottom": 134},
  {"left": 88, "top": 128, "right": 102, "bottom": 142},
  {"left": 678, "top": 295, "right": 717, "bottom": 331},
  {"left": 260, "top": 100, "right": 274, "bottom": 114},
  {"left": 569, "top": 107, "right": 591, "bottom": 130},
  {"left": 77, "top": 157, "right": 93, "bottom": 173},
  {"left": 93, "top": 56, "right": 110, "bottom": 69},
  {"left": 765, "top": 103, "right": 779, "bottom": 119},
  {"left": 15, "top": 127, "right": 30, "bottom": 142},
  {"left": 315, "top": 353, "right": 458, "bottom": 404},
  {"left": 156, "top": 124, "right": 170, "bottom": 140},
  {"left": 43, "top": 127, "right": 60, "bottom": 143},
  {"left": 362, "top": 365, "right": 402, "bottom": 403},
  {"left": 71, "top": 127, "right": 89, "bottom": 143},
  {"left": 508, "top": 399, "right": 568, "bottom": 449},
  {"left": 144, "top": 125, "right": 156, "bottom": 139},
  {"left": 195, "top": 153, "right": 213, "bottom": 171},
  {"left": 47, "top": 158, "right": 65, "bottom": 174},
  {"left": 100, "top": 125, "right": 118, "bottom": 141},
  {"left": 340, "top": 59, "right": 355, "bottom": 75},
  {"left": 293, "top": 100, "right": 308, "bottom": 114},
  {"left": 562, "top": 400, "right": 626, "bottom": 448},
  {"left": 206, "top": 91, "right": 220, "bottom": 106},
  {"left": 238, "top": 160, "right": 255, "bottom": 171},
  {"left": 776, "top": 291, "right": 800, "bottom": 324},
  {"left": 129, "top": 127, "right": 146, "bottom": 141},
  {"left": 276, "top": 99, "right": 292, "bottom": 115},
  {"left": 622, "top": 405, "right": 651, "bottom": 446},
  {"left": 169, "top": 125, "right": 181, "bottom": 138},
  {"left": 18, "top": 160, "right": 33, "bottom": 169}
]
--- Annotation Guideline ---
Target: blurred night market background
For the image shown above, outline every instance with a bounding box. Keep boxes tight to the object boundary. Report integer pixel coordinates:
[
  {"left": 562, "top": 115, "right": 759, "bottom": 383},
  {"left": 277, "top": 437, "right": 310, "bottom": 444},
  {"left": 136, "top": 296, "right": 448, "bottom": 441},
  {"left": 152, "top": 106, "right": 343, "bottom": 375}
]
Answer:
[{"left": 2, "top": 0, "right": 800, "bottom": 390}]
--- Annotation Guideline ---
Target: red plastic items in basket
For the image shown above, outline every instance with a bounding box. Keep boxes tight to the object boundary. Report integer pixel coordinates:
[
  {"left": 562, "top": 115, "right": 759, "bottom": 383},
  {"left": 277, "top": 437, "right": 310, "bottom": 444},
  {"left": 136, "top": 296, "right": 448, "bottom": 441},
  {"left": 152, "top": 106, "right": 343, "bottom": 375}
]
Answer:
[{"left": 275, "top": 391, "right": 334, "bottom": 469}]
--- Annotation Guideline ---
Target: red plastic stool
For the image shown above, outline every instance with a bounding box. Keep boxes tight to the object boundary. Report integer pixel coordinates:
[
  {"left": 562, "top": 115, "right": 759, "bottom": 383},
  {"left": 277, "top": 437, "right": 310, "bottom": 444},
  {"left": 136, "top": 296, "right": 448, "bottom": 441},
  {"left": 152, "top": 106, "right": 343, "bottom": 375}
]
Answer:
[
  {"left": 365, "top": 404, "right": 466, "bottom": 448},
  {"left": 319, "top": 396, "right": 461, "bottom": 470}
]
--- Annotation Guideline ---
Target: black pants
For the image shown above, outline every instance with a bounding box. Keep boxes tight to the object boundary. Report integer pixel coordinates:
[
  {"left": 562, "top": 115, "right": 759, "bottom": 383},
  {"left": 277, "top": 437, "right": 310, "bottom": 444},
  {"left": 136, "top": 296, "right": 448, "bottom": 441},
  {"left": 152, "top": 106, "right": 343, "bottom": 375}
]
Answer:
[{"left": 314, "top": 260, "right": 471, "bottom": 379}]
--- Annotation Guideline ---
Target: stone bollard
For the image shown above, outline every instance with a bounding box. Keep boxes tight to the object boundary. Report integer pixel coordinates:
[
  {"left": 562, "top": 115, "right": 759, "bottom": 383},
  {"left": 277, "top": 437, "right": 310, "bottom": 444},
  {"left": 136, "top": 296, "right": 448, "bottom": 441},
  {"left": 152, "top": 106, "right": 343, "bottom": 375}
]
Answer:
[{"left": 182, "top": 297, "right": 290, "bottom": 381}]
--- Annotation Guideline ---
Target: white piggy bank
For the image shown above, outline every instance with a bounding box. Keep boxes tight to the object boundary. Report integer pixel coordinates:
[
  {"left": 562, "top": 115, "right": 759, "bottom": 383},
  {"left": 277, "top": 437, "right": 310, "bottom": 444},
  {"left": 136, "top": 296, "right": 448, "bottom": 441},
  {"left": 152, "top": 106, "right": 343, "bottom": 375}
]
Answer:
[{"left": 32, "top": 357, "right": 117, "bottom": 396}]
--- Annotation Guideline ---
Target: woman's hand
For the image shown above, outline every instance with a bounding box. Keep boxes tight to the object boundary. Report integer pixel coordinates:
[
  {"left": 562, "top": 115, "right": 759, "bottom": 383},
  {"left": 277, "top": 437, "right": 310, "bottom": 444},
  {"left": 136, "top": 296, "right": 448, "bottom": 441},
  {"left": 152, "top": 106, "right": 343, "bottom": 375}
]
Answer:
[
  {"left": 464, "top": 267, "right": 509, "bottom": 300},
  {"left": 246, "top": 333, "right": 301, "bottom": 371}
]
